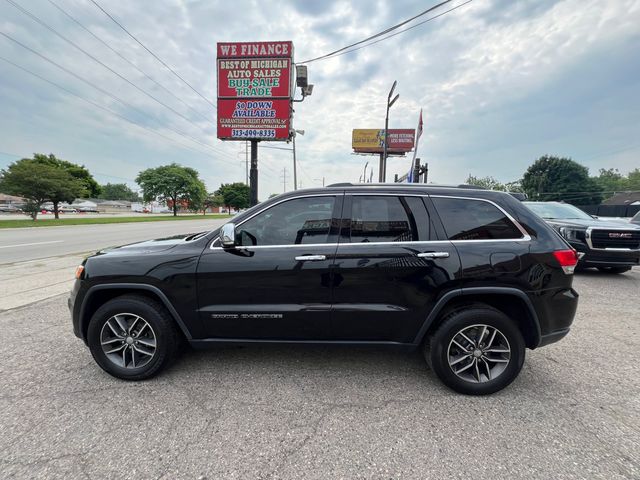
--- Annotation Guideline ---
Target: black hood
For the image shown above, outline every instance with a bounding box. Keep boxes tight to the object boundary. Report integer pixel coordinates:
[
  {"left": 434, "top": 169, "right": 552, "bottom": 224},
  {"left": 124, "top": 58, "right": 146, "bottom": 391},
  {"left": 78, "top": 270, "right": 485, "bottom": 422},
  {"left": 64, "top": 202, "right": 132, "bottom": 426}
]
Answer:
[
  {"left": 545, "top": 218, "right": 640, "bottom": 230},
  {"left": 98, "top": 232, "right": 207, "bottom": 255}
]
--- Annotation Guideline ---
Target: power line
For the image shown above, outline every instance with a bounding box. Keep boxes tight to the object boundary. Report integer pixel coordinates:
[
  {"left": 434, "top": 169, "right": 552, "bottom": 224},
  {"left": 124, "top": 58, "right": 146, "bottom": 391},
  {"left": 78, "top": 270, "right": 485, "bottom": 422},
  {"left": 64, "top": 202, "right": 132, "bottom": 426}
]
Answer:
[
  {"left": 5, "top": 0, "right": 207, "bottom": 131},
  {"left": 0, "top": 31, "right": 237, "bottom": 165},
  {"left": 45, "top": 0, "right": 210, "bottom": 123},
  {"left": 323, "top": 0, "right": 474, "bottom": 62},
  {"left": 88, "top": 0, "right": 217, "bottom": 110},
  {"left": 299, "top": 0, "right": 452, "bottom": 64},
  {"left": 0, "top": 55, "right": 225, "bottom": 162}
]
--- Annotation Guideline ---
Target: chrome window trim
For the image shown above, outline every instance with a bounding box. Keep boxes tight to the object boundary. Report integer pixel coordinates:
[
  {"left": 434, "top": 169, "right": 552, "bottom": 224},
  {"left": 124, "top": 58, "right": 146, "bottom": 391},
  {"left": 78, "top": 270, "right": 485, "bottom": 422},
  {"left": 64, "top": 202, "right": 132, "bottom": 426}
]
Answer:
[
  {"left": 209, "top": 240, "right": 456, "bottom": 251},
  {"left": 585, "top": 226, "right": 640, "bottom": 251},
  {"left": 209, "top": 193, "right": 339, "bottom": 249}
]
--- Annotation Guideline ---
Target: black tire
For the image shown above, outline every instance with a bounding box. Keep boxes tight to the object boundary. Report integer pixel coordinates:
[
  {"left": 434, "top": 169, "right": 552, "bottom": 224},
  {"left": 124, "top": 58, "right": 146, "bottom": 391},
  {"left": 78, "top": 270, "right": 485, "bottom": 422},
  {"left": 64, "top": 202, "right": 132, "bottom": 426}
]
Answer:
[
  {"left": 87, "top": 295, "right": 181, "bottom": 380},
  {"left": 597, "top": 266, "right": 631, "bottom": 274},
  {"left": 424, "top": 306, "right": 525, "bottom": 395}
]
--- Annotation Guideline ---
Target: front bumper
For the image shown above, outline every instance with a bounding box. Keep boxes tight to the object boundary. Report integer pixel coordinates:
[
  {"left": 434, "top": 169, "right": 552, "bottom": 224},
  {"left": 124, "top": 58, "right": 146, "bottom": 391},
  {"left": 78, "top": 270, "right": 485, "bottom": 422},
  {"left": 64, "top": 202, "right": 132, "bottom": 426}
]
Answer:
[
  {"left": 570, "top": 242, "right": 640, "bottom": 267},
  {"left": 68, "top": 279, "right": 83, "bottom": 339}
]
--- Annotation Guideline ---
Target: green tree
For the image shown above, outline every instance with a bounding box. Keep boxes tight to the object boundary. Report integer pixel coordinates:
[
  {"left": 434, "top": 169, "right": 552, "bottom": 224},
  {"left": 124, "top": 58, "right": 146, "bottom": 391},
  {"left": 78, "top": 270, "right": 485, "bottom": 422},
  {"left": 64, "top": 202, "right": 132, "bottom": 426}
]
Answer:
[
  {"left": 32, "top": 154, "right": 101, "bottom": 197},
  {"left": 504, "top": 181, "right": 524, "bottom": 193},
  {"left": 465, "top": 175, "right": 507, "bottom": 191},
  {"left": 627, "top": 168, "right": 640, "bottom": 191},
  {"left": 0, "top": 158, "right": 85, "bottom": 220},
  {"left": 215, "top": 182, "right": 250, "bottom": 214},
  {"left": 593, "top": 168, "right": 627, "bottom": 198},
  {"left": 521, "top": 155, "right": 603, "bottom": 205},
  {"left": 31, "top": 153, "right": 100, "bottom": 218},
  {"left": 99, "top": 183, "right": 140, "bottom": 201},
  {"left": 201, "top": 193, "right": 224, "bottom": 215},
  {"left": 136, "top": 163, "right": 207, "bottom": 216}
]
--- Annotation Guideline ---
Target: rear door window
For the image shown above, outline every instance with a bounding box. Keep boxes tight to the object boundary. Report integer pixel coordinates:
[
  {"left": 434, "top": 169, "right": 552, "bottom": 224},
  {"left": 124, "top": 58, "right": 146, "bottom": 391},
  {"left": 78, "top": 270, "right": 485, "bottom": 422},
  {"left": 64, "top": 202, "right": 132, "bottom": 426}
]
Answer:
[
  {"left": 431, "top": 197, "right": 524, "bottom": 240},
  {"left": 349, "top": 195, "right": 430, "bottom": 242}
]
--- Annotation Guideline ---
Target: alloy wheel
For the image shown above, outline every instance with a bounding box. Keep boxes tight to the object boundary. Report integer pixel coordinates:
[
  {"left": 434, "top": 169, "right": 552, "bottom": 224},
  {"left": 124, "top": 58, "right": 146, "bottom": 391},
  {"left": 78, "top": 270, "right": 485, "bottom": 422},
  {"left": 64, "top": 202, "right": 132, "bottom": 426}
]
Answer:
[
  {"left": 447, "top": 324, "right": 511, "bottom": 383},
  {"left": 100, "top": 313, "right": 157, "bottom": 369}
]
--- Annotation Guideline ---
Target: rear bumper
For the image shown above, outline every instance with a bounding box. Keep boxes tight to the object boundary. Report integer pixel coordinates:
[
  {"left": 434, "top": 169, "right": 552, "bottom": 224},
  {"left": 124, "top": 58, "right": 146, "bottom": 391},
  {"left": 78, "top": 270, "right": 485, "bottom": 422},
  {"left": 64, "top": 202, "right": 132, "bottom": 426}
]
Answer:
[
  {"left": 538, "top": 327, "right": 571, "bottom": 347},
  {"left": 532, "top": 287, "right": 579, "bottom": 348}
]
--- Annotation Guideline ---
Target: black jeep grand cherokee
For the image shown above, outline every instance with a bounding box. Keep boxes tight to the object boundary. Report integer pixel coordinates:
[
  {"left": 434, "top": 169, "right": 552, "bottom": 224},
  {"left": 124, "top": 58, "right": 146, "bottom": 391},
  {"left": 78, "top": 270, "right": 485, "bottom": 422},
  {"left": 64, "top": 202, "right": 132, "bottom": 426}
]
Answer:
[{"left": 69, "top": 184, "right": 579, "bottom": 395}]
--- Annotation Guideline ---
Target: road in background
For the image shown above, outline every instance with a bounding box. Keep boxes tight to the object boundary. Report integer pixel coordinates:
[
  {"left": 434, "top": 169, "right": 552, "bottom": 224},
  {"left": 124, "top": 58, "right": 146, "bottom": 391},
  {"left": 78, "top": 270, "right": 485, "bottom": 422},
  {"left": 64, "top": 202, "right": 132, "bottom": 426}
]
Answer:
[
  {"left": 0, "top": 218, "right": 227, "bottom": 311},
  {"left": 0, "top": 218, "right": 227, "bottom": 263},
  {"left": 0, "top": 270, "right": 638, "bottom": 478}
]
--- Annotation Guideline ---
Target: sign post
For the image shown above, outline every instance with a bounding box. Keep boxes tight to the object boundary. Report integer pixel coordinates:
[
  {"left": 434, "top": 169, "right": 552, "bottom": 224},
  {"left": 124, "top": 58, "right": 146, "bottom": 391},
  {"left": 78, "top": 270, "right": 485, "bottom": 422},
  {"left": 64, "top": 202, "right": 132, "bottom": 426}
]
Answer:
[{"left": 217, "top": 41, "right": 294, "bottom": 205}]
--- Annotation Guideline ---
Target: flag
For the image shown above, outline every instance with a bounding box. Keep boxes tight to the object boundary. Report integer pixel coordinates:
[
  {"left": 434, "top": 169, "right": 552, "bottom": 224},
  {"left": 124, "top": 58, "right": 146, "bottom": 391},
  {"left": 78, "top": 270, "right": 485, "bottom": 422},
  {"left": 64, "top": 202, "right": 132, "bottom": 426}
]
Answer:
[{"left": 406, "top": 109, "right": 424, "bottom": 183}]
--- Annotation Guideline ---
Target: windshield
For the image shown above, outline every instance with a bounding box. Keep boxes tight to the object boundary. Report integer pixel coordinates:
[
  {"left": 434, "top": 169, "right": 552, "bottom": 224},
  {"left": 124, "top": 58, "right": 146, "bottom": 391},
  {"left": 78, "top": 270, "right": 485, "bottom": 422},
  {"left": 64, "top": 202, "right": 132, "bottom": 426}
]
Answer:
[{"left": 524, "top": 202, "right": 593, "bottom": 220}]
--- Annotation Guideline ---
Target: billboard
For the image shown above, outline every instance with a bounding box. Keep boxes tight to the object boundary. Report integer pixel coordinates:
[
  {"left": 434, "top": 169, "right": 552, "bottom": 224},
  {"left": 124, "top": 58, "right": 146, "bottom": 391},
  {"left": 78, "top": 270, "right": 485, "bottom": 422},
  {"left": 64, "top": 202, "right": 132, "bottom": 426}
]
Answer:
[
  {"left": 217, "top": 99, "right": 290, "bottom": 140},
  {"left": 217, "top": 41, "right": 293, "bottom": 141},
  {"left": 352, "top": 129, "right": 415, "bottom": 153},
  {"left": 217, "top": 58, "right": 291, "bottom": 98}
]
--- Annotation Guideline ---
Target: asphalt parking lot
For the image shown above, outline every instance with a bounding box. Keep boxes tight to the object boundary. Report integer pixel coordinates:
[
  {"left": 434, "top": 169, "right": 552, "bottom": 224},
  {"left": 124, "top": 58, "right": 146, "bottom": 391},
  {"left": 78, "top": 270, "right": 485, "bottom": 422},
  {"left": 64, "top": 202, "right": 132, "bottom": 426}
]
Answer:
[{"left": 1, "top": 269, "right": 638, "bottom": 479}]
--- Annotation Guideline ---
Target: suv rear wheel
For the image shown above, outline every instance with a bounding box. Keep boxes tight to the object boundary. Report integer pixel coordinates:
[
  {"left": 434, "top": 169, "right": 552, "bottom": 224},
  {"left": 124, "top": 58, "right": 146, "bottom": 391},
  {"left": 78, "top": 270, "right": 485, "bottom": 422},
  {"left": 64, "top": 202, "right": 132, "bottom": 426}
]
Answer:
[
  {"left": 425, "top": 306, "right": 525, "bottom": 395},
  {"left": 87, "top": 295, "right": 181, "bottom": 380}
]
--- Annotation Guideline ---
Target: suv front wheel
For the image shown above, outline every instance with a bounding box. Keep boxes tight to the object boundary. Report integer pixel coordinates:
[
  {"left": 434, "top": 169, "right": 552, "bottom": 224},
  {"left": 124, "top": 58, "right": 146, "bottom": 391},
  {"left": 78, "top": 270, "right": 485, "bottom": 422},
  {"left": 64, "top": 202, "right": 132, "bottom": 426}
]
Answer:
[
  {"left": 87, "top": 295, "right": 181, "bottom": 380},
  {"left": 425, "top": 306, "right": 525, "bottom": 395}
]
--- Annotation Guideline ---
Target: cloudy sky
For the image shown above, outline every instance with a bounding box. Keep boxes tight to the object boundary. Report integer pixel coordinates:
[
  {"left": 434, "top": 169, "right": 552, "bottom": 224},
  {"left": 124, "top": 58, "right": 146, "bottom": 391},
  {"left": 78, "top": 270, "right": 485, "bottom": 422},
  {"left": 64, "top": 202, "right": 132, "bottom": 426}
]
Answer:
[{"left": 1, "top": 0, "right": 639, "bottom": 199}]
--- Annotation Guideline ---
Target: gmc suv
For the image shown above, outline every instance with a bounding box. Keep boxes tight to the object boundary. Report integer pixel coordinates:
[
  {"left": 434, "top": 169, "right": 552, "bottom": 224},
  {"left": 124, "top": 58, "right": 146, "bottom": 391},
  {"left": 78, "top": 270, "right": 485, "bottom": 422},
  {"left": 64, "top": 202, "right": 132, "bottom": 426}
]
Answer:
[
  {"left": 69, "top": 184, "right": 579, "bottom": 395},
  {"left": 524, "top": 201, "right": 640, "bottom": 273}
]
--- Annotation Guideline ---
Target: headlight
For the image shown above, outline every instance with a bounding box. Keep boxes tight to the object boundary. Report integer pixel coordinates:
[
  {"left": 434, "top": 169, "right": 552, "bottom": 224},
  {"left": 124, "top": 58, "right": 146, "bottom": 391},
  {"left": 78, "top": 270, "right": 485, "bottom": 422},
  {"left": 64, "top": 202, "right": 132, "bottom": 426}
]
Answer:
[{"left": 557, "top": 227, "right": 586, "bottom": 242}]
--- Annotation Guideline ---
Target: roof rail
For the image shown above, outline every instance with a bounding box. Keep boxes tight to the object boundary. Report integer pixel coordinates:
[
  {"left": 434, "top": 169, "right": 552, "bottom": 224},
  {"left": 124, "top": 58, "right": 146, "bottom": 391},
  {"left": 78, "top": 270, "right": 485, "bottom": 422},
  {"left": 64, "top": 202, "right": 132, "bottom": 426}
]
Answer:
[{"left": 326, "top": 182, "right": 489, "bottom": 189}]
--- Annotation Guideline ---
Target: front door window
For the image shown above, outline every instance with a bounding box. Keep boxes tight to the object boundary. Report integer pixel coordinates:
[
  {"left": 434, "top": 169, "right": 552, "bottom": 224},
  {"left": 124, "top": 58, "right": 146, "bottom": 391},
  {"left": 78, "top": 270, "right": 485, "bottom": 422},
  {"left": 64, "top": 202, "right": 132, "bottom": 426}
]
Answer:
[{"left": 236, "top": 196, "right": 336, "bottom": 246}]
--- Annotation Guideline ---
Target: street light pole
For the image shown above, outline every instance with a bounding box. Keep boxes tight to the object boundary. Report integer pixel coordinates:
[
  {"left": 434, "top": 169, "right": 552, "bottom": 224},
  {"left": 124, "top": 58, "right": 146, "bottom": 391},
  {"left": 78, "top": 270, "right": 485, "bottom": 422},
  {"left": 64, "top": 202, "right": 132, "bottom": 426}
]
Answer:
[{"left": 381, "top": 81, "right": 399, "bottom": 183}]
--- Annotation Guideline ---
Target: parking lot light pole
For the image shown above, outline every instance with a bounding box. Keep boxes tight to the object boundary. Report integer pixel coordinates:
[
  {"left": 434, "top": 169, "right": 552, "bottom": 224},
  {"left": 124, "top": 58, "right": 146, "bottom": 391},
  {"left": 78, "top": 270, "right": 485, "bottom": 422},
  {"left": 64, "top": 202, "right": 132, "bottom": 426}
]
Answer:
[{"left": 381, "top": 81, "right": 399, "bottom": 182}]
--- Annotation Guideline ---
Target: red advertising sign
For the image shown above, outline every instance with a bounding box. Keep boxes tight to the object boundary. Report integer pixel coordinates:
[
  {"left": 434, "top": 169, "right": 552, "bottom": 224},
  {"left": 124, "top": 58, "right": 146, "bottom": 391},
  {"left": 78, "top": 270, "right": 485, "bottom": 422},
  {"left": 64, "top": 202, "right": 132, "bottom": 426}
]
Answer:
[
  {"left": 217, "top": 98, "right": 290, "bottom": 140},
  {"left": 217, "top": 58, "right": 291, "bottom": 98},
  {"left": 217, "top": 41, "right": 293, "bottom": 141}
]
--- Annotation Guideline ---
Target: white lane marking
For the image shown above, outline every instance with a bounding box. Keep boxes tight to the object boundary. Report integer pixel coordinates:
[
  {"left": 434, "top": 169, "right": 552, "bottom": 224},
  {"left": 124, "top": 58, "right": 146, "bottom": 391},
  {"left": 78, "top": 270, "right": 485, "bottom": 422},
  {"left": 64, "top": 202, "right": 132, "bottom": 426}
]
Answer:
[{"left": 0, "top": 240, "right": 64, "bottom": 249}]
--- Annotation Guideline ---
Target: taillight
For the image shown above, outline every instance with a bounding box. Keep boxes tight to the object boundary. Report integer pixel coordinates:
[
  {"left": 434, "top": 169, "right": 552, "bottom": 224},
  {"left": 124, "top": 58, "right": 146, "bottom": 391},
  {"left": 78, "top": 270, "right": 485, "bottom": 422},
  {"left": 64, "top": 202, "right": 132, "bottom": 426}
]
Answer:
[{"left": 553, "top": 249, "right": 579, "bottom": 274}]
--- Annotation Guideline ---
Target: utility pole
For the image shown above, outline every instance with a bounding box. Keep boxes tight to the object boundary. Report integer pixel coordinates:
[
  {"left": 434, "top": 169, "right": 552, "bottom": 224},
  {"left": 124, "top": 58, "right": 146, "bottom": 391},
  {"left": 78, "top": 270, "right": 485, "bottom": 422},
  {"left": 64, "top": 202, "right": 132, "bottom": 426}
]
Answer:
[
  {"left": 292, "top": 134, "right": 297, "bottom": 190},
  {"left": 363, "top": 161, "right": 368, "bottom": 184},
  {"left": 380, "top": 80, "right": 399, "bottom": 182},
  {"left": 281, "top": 167, "right": 288, "bottom": 193},
  {"left": 291, "top": 129, "right": 305, "bottom": 191},
  {"left": 250, "top": 140, "right": 259, "bottom": 206},
  {"left": 245, "top": 141, "right": 249, "bottom": 185},
  {"left": 413, "top": 158, "right": 421, "bottom": 184}
]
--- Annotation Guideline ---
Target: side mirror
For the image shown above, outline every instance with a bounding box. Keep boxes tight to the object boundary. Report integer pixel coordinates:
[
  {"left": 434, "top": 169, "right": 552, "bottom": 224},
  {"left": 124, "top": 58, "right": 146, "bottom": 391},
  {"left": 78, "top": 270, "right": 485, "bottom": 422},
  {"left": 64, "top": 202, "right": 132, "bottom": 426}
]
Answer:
[{"left": 220, "top": 223, "right": 236, "bottom": 248}]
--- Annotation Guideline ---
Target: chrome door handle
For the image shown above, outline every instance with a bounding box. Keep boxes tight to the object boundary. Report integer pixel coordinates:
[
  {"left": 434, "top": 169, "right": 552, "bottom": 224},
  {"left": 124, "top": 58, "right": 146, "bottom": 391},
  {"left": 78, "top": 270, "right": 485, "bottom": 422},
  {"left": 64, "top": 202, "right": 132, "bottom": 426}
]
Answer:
[
  {"left": 295, "top": 254, "right": 327, "bottom": 262},
  {"left": 417, "top": 252, "right": 450, "bottom": 259}
]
